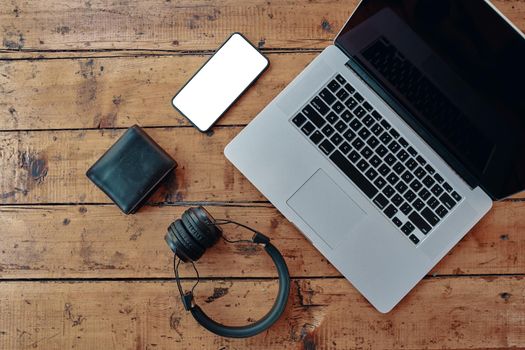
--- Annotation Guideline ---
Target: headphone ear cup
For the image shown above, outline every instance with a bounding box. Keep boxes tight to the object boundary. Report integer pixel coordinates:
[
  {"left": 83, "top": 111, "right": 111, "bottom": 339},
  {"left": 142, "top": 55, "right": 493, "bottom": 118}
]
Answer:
[
  {"left": 182, "top": 210, "right": 215, "bottom": 249},
  {"left": 166, "top": 223, "right": 192, "bottom": 262},
  {"left": 192, "top": 206, "right": 223, "bottom": 239},
  {"left": 173, "top": 219, "right": 205, "bottom": 261}
]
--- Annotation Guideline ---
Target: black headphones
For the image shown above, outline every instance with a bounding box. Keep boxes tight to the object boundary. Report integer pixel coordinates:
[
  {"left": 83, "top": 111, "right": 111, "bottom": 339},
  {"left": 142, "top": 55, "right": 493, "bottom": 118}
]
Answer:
[{"left": 165, "top": 206, "right": 290, "bottom": 338}]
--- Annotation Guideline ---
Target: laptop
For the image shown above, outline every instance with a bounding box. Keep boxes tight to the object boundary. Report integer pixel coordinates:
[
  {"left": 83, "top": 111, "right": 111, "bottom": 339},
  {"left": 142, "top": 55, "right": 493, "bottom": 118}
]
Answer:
[{"left": 225, "top": 0, "right": 525, "bottom": 312}]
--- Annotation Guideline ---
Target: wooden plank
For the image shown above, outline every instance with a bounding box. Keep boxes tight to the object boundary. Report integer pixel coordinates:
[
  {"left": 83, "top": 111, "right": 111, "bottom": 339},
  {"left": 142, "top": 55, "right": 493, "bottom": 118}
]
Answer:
[
  {"left": 0, "top": 277, "right": 524, "bottom": 349},
  {"left": 0, "top": 202, "right": 523, "bottom": 279},
  {"left": 0, "top": 127, "right": 265, "bottom": 204},
  {"left": 1, "top": 128, "right": 523, "bottom": 205},
  {"left": 0, "top": 1, "right": 522, "bottom": 52},
  {"left": 0, "top": 53, "right": 315, "bottom": 130}
]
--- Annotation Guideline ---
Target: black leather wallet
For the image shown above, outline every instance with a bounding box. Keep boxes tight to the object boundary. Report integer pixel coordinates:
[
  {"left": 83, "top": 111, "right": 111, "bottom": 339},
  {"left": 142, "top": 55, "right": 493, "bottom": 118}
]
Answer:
[{"left": 86, "top": 125, "right": 177, "bottom": 214}]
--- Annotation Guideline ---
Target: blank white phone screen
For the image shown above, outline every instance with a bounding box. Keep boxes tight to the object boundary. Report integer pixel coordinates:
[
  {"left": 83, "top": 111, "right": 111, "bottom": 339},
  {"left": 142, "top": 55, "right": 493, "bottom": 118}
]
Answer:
[{"left": 172, "top": 33, "right": 268, "bottom": 131}]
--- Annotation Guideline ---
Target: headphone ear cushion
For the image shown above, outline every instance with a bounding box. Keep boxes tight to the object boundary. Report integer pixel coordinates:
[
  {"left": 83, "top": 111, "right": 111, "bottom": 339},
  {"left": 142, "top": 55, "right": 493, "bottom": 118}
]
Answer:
[
  {"left": 191, "top": 206, "right": 222, "bottom": 239},
  {"left": 182, "top": 210, "right": 215, "bottom": 249},
  {"left": 166, "top": 223, "right": 192, "bottom": 262},
  {"left": 173, "top": 219, "right": 205, "bottom": 261}
]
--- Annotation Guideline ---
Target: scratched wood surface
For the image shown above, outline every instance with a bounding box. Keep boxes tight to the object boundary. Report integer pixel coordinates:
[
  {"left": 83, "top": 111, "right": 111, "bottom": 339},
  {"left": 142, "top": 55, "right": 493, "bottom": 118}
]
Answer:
[{"left": 0, "top": 1, "right": 524, "bottom": 349}]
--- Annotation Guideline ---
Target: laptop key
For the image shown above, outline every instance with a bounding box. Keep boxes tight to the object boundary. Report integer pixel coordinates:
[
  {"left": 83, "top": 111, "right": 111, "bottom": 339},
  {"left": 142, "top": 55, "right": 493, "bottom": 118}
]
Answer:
[
  {"left": 443, "top": 182, "right": 453, "bottom": 192},
  {"left": 354, "top": 92, "right": 364, "bottom": 103},
  {"left": 371, "top": 110, "right": 382, "bottom": 121},
  {"left": 345, "top": 97, "right": 358, "bottom": 110},
  {"left": 363, "top": 115, "right": 375, "bottom": 127},
  {"left": 416, "top": 155, "right": 426, "bottom": 165},
  {"left": 401, "top": 222, "right": 415, "bottom": 235},
  {"left": 422, "top": 175, "right": 435, "bottom": 188},
  {"left": 413, "top": 198, "right": 425, "bottom": 211},
  {"left": 326, "top": 111, "right": 339, "bottom": 124},
  {"left": 371, "top": 123, "right": 384, "bottom": 136},
  {"left": 341, "top": 110, "right": 353, "bottom": 122},
  {"left": 373, "top": 193, "right": 389, "bottom": 209},
  {"left": 419, "top": 188, "right": 431, "bottom": 200},
  {"left": 403, "top": 190, "right": 416, "bottom": 203},
  {"left": 303, "top": 105, "right": 325, "bottom": 128},
  {"left": 354, "top": 106, "right": 366, "bottom": 118},
  {"left": 349, "top": 119, "right": 362, "bottom": 131},
  {"left": 335, "top": 74, "right": 347, "bottom": 85},
  {"left": 345, "top": 83, "right": 355, "bottom": 94},
  {"left": 405, "top": 158, "right": 418, "bottom": 170},
  {"left": 388, "top": 140, "right": 401, "bottom": 153},
  {"left": 363, "top": 101, "right": 374, "bottom": 112},
  {"left": 401, "top": 170, "right": 414, "bottom": 183},
  {"left": 451, "top": 191, "right": 462, "bottom": 201},
  {"left": 361, "top": 146, "right": 373, "bottom": 159},
  {"left": 387, "top": 173, "right": 399, "bottom": 185},
  {"left": 333, "top": 101, "right": 345, "bottom": 114},
  {"left": 311, "top": 97, "right": 329, "bottom": 115},
  {"left": 330, "top": 150, "right": 378, "bottom": 198},
  {"left": 389, "top": 129, "right": 400, "bottom": 139},
  {"left": 339, "top": 141, "right": 351, "bottom": 154},
  {"left": 365, "top": 168, "right": 378, "bottom": 180},
  {"left": 357, "top": 159, "right": 369, "bottom": 171},
  {"left": 408, "top": 211, "right": 431, "bottom": 234},
  {"left": 421, "top": 207, "right": 440, "bottom": 226},
  {"left": 327, "top": 79, "right": 340, "bottom": 92},
  {"left": 395, "top": 181, "right": 408, "bottom": 194},
  {"left": 319, "top": 88, "right": 336, "bottom": 105},
  {"left": 439, "top": 192, "right": 456, "bottom": 209},
  {"left": 374, "top": 176, "right": 386, "bottom": 189},
  {"left": 301, "top": 121, "right": 315, "bottom": 136},
  {"left": 348, "top": 150, "right": 360, "bottom": 163},
  {"left": 384, "top": 153, "right": 396, "bottom": 166},
  {"left": 397, "top": 150, "right": 409, "bottom": 161},
  {"left": 435, "top": 205, "right": 448, "bottom": 218},
  {"left": 400, "top": 202, "right": 412, "bottom": 215},
  {"left": 410, "top": 179, "right": 423, "bottom": 192},
  {"left": 380, "top": 119, "right": 391, "bottom": 130},
  {"left": 319, "top": 139, "right": 335, "bottom": 155},
  {"left": 383, "top": 185, "right": 395, "bottom": 198},
  {"left": 336, "top": 89, "right": 349, "bottom": 101},
  {"left": 393, "top": 161, "right": 405, "bottom": 175},
  {"left": 409, "top": 234, "right": 420, "bottom": 244},
  {"left": 351, "top": 138, "right": 365, "bottom": 150},
  {"left": 425, "top": 164, "right": 435, "bottom": 175},
  {"left": 434, "top": 173, "right": 444, "bottom": 183},
  {"left": 379, "top": 132, "right": 393, "bottom": 144},
  {"left": 427, "top": 196, "right": 439, "bottom": 209},
  {"left": 292, "top": 113, "right": 306, "bottom": 127},
  {"left": 392, "top": 217, "right": 402, "bottom": 227},
  {"left": 407, "top": 146, "right": 417, "bottom": 157},
  {"left": 367, "top": 136, "right": 379, "bottom": 149},
  {"left": 384, "top": 204, "right": 398, "bottom": 218},
  {"left": 343, "top": 129, "right": 356, "bottom": 142},
  {"left": 392, "top": 194, "right": 403, "bottom": 206},
  {"left": 378, "top": 164, "right": 390, "bottom": 176},
  {"left": 310, "top": 130, "right": 323, "bottom": 144},
  {"left": 358, "top": 128, "right": 371, "bottom": 140},
  {"left": 376, "top": 145, "right": 388, "bottom": 157},
  {"left": 431, "top": 184, "right": 444, "bottom": 196},
  {"left": 370, "top": 155, "right": 382, "bottom": 167},
  {"left": 398, "top": 137, "right": 408, "bottom": 147},
  {"left": 414, "top": 166, "right": 426, "bottom": 179},
  {"left": 321, "top": 124, "right": 335, "bottom": 137},
  {"left": 330, "top": 133, "right": 343, "bottom": 146}
]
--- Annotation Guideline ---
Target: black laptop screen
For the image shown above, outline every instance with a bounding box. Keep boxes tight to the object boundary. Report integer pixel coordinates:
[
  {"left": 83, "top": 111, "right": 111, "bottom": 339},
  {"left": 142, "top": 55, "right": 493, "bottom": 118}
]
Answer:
[{"left": 336, "top": 0, "right": 525, "bottom": 199}]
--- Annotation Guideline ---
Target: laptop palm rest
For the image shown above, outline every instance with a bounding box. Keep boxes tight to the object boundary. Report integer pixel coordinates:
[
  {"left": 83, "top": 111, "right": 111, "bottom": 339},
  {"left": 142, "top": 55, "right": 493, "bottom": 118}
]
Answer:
[{"left": 286, "top": 169, "right": 367, "bottom": 249}]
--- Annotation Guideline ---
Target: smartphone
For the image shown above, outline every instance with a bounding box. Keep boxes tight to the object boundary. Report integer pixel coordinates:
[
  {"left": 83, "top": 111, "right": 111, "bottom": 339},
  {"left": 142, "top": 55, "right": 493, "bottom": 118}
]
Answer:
[{"left": 172, "top": 33, "right": 269, "bottom": 132}]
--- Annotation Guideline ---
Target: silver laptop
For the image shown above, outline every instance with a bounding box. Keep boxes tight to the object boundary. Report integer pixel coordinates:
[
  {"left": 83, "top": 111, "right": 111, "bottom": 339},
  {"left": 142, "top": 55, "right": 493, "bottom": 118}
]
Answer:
[{"left": 225, "top": 0, "right": 525, "bottom": 312}]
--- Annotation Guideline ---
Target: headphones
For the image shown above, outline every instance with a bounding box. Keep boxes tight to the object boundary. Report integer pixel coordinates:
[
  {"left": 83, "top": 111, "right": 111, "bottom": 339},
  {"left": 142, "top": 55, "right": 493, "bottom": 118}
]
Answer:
[{"left": 165, "top": 206, "right": 290, "bottom": 338}]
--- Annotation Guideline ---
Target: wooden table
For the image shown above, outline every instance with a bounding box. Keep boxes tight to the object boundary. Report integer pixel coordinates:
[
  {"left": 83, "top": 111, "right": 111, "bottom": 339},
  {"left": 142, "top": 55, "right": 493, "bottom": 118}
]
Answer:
[{"left": 1, "top": 1, "right": 524, "bottom": 349}]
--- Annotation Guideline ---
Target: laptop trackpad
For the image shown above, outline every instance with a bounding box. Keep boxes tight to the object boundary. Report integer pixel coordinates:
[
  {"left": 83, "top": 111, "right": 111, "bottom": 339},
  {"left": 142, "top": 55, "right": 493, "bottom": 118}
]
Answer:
[{"left": 287, "top": 169, "right": 367, "bottom": 249}]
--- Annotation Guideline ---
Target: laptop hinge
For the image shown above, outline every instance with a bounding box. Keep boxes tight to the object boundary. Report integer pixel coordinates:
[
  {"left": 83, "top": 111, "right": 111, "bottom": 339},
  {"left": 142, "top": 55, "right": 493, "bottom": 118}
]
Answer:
[{"left": 344, "top": 57, "right": 480, "bottom": 191}]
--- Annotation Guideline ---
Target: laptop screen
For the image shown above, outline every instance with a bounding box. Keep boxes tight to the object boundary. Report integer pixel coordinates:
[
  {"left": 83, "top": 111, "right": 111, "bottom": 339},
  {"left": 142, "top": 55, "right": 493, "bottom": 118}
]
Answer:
[{"left": 336, "top": 0, "right": 525, "bottom": 199}]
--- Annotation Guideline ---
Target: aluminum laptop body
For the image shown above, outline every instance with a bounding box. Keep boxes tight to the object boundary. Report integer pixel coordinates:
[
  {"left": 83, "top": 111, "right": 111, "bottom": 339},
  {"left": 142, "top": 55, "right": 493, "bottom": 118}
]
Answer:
[{"left": 225, "top": 0, "right": 525, "bottom": 312}]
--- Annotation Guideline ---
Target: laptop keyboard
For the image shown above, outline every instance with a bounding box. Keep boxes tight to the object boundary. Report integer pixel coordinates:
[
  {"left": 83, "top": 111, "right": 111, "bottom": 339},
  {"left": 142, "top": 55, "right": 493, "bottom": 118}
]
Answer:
[{"left": 290, "top": 74, "right": 463, "bottom": 245}]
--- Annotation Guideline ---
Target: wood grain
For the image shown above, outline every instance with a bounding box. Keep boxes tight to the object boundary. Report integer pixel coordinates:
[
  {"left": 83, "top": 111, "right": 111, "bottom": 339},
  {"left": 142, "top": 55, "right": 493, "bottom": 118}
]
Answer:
[
  {"left": 0, "top": 202, "right": 523, "bottom": 279},
  {"left": 0, "top": 277, "right": 524, "bottom": 349},
  {"left": 0, "top": 53, "right": 314, "bottom": 130},
  {"left": 0, "top": 0, "right": 522, "bottom": 53}
]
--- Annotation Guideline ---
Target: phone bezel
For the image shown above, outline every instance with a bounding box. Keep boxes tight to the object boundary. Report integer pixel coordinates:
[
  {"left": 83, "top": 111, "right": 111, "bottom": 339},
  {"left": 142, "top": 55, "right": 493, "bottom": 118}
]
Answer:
[{"left": 171, "top": 32, "right": 270, "bottom": 132}]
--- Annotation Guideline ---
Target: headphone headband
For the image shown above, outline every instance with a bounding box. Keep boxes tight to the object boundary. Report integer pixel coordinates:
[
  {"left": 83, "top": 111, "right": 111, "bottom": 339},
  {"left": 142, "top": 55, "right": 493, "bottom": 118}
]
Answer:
[{"left": 165, "top": 207, "right": 290, "bottom": 338}]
